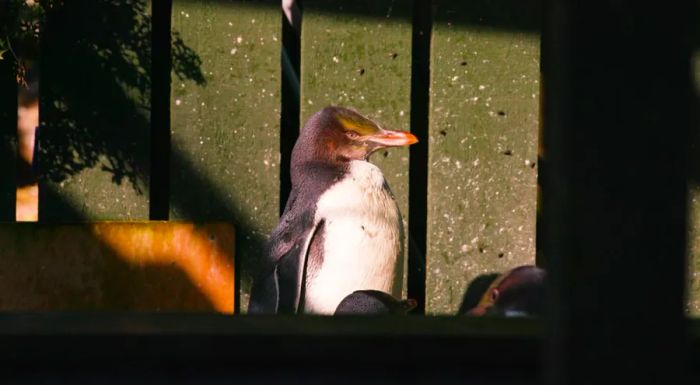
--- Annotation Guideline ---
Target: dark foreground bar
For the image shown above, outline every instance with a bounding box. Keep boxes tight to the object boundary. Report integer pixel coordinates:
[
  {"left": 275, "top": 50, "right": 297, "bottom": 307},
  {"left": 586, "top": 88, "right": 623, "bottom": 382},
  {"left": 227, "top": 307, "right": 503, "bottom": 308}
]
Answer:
[
  {"left": 540, "top": 1, "right": 695, "bottom": 384},
  {"left": 2, "top": 314, "right": 700, "bottom": 384},
  {"left": 1, "top": 314, "right": 537, "bottom": 384}
]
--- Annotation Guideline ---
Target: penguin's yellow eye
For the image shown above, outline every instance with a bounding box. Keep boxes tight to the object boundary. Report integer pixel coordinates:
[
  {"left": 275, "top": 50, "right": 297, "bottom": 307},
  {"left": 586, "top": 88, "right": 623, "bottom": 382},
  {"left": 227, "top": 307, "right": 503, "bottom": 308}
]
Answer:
[{"left": 346, "top": 131, "right": 359, "bottom": 140}]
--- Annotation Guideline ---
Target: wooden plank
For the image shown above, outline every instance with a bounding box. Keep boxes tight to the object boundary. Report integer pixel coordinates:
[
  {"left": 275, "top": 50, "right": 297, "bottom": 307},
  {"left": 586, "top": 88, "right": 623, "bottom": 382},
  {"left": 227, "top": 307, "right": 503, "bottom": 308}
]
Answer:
[
  {"left": 427, "top": 1, "right": 540, "bottom": 314},
  {"left": 301, "top": 0, "right": 413, "bottom": 297},
  {"left": 0, "top": 222, "right": 235, "bottom": 312},
  {"left": 170, "top": 0, "right": 281, "bottom": 312},
  {"left": 37, "top": 1, "right": 151, "bottom": 221}
]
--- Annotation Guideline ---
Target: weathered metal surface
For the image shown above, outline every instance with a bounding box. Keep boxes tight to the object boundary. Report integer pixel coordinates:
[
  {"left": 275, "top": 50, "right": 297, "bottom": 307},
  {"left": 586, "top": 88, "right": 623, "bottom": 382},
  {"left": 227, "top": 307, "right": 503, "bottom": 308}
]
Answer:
[
  {"left": 427, "top": 1, "right": 540, "bottom": 314},
  {"left": 170, "top": 0, "right": 280, "bottom": 312},
  {"left": 301, "top": 0, "right": 413, "bottom": 297},
  {"left": 0, "top": 222, "right": 235, "bottom": 312},
  {"left": 37, "top": 1, "right": 152, "bottom": 221}
]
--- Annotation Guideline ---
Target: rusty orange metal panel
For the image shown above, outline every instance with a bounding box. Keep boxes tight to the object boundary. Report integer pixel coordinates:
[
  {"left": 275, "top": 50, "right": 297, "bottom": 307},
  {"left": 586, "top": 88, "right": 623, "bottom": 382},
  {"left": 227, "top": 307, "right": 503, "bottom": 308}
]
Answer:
[{"left": 0, "top": 222, "right": 235, "bottom": 313}]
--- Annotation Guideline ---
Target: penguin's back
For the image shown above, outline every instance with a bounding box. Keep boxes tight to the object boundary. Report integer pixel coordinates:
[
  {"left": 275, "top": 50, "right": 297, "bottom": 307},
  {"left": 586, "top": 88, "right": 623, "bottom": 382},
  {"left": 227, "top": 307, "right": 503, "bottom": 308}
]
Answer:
[{"left": 303, "top": 160, "right": 404, "bottom": 314}]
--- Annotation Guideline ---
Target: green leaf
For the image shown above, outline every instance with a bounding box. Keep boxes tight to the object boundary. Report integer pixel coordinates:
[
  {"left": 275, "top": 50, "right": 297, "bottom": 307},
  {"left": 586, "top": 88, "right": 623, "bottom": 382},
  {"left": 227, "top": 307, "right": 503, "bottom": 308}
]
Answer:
[{"left": 0, "top": 49, "right": 7, "bottom": 60}]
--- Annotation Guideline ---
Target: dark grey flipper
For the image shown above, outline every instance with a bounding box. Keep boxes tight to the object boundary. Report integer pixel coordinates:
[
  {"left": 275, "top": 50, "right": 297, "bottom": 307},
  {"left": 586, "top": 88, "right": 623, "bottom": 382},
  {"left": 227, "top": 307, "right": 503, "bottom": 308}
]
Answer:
[
  {"left": 247, "top": 263, "right": 280, "bottom": 314},
  {"left": 248, "top": 243, "right": 308, "bottom": 314},
  {"left": 248, "top": 162, "right": 344, "bottom": 315},
  {"left": 248, "top": 218, "right": 318, "bottom": 314}
]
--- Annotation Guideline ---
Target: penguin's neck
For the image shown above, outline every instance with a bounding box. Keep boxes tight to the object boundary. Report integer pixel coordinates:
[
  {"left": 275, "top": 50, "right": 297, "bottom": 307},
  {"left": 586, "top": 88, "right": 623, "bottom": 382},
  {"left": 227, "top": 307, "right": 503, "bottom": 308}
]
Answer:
[{"left": 346, "top": 160, "right": 387, "bottom": 189}]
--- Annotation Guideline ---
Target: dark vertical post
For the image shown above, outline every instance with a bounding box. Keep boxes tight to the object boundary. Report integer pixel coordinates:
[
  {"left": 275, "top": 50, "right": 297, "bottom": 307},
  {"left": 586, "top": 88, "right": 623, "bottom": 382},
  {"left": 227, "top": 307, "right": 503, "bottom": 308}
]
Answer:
[
  {"left": 0, "top": 50, "right": 17, "bottom": 222},
  {"left": 541, "top": 2, "right": 693, "bottom": 384},
  {"left": 280, "top": 0, "right": 302, "bottom": 215},
  {"left": 535, "top": 82, "right": 547, "bottom": 268},
  {"left": 407, "top": 0, "right": 431, "bottom": 314},
  {"left": 0, "top": 0, "right": 17, "bottom": 221},
  {"left": 150, "top": 0, "right": 173, "bottom": 220},
  {"left": 276, "top": 0, "right": 304, "bottom": 314}
]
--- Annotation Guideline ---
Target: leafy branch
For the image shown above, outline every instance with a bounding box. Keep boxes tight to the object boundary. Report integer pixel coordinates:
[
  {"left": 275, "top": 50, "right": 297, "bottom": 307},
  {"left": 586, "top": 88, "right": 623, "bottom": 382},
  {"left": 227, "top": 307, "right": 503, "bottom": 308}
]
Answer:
[{"left": 0, "top": 0, "right": 44, "bottom": 85}]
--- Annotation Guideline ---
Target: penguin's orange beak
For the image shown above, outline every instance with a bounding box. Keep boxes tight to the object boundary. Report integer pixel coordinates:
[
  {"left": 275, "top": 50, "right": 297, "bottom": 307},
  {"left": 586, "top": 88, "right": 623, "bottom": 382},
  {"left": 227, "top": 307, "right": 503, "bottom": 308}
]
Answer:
[{"left": 366, "top": 129, "right": 419, "bottom": 147}]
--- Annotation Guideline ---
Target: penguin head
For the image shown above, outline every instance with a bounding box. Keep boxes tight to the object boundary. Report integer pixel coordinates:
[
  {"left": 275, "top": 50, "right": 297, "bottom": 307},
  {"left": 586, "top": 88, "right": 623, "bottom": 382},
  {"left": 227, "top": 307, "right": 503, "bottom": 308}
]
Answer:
[
  {"left": 293, "top": 106, "right": 418, "bottom": 166},
  {"left": 334, "top": 290, "right": 418, "bottom": 315},
  {"left": 466, "top": 265, "right": 546, "bottom": 317}
]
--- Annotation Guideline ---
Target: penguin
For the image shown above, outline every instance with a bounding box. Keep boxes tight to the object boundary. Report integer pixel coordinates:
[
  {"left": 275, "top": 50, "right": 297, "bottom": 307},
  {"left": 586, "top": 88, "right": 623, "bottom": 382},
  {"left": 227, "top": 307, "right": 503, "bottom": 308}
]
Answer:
[
  {"left": 463, "top": 265, "right": 546, "bottom": 317},
  {"left": 334, "top": 290, "right": 417, "bottom": 315},
  {"left": 248, "top": 106, "right": 418, "bottom": 315}
]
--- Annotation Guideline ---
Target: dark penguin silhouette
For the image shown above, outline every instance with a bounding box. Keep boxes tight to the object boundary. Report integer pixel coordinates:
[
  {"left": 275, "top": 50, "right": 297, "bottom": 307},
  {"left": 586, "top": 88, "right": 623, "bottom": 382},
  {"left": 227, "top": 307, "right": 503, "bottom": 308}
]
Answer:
[
  {"left": 248, "top": 106, "right": 418, "bottom": 314},
  {"left": 334, "top": 290, "right": 417, "bottom": 315},
  {"left": 463, "top": 265, "right": 546, "bottom": 317}
]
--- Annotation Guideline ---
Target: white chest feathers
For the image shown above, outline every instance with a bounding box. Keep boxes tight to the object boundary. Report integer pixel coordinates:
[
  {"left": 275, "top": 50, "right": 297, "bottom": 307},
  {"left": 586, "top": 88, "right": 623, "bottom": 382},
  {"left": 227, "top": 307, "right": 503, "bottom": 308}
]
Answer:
[{"left": 303, "top": 160, "right": 404, "bottom": 315}]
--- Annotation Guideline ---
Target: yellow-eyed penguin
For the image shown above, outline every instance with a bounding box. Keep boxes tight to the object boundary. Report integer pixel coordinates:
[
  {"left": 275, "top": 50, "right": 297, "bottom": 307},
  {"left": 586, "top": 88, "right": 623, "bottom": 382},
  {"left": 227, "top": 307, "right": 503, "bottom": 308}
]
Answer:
[
  {"left": 248, "top": 106, "right": 418, "bottom": 314},
  {"left": 464, "top": 265, "right": 546, "bottom": 317}
]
